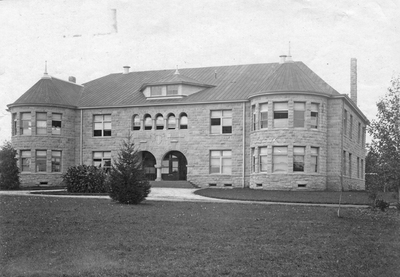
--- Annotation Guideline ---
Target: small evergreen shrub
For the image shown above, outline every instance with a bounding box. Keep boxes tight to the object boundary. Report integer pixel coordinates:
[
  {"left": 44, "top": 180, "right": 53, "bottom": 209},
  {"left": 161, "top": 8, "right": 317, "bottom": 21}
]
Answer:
[
  {"left": 109, "top": 136, "right": 151, "bottom": 204},
  {"left": 63, "top": 165, "right": 108, "bottom": 193},
  {"left": 373, "top": 199, "right": 390, "bottom": 212},
  {"left": 0, "top": 141, "right": 20, "bottom": 190}
]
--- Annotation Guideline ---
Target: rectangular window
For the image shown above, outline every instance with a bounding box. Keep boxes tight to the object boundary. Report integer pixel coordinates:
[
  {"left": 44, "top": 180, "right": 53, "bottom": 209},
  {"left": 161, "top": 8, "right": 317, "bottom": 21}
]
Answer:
[
  {"left": 36, "top": 112, "right": 47, "bottom": 135},
  {"left": 293, "top": 102, "right": 305, "bottom": 128},
  {"left": 20, "top": 112, "right": 31, "bottom": 135},
  {"left": 36, "top": 150, "right": 47, "bottom": 172},
  {"left": 210, "top": 150, "right": 232, "bottom": 174},
  {"left": 52, "top": 113, "right": 62, "bottom": 135},
  {"left": 293, "top": 146, "right": 305, "bottom": 172},
  {"left": 349, "top": 153, "right": 352, "bottom": 177},
  {"left": 343, "top": 151, "right": 347, "bottom": 176},
  {"left": 251, "top": 147, "right": 256, "bottom": 172},
  {"left": 260, "top": 103, "right": 268, "bottom": 129},
  {"left": 310, "top": 103, "right": 319, "bottom": 129},
  {"left": 357, "top": 123, "right": 361, "bottom": 144},
  {"left": 12, "top": 113, "right": 17, "bottom": 136},
  {"left": 311, "top": 147, "right": 319, "bottom": 173},
  {"left": 251, "top": 105, "right": 256, "bottom": 131},
  {"left": 151, "top": 86, "right": 162, "bottom": 96},
  {"left": 259, "top": 147, "right": 268, "bottom": 172},
  {"left": 273, "top": 146, "right": 287, "bottom": 173},
  {"left": 93, "top": 151, "right": 112, "bottom": 170},
  {"left": 210, "top": 110, "right": 232, "bottom": 134},
  {"left": 344, "top": 110, "right": 348, "bottom": 136},
  {"left": 51, "top": 151, "right": 62, "bottom": 172},
  {"left": 361, "top": 159, "right": 364, "bottom": 179},
  {"left": 349, "top": 115, "right": 353, "bottom": 139},
  {"left": 273, "top": 102, "right": 288, "bottom": 128},
  {"left": 20, "top": 150, "right": 31, "bottom": 172},
  {"left": 357, "top": 157, "right": 360, "bottom": 178},
  {"left": 167, "top": 85, "right": 178, "bottom": 95},
  {"left": 93, "top": 114, "right": 112, "bottom": 137},
  {"left": 362, "top": 127, "right": 366, "bottom": 147}
]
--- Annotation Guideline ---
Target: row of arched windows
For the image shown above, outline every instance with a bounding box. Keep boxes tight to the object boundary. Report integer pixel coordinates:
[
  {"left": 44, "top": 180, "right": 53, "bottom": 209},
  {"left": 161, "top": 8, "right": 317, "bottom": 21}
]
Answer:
[{"left": 132, "top": 113, "right": 188, "bottom": 131}]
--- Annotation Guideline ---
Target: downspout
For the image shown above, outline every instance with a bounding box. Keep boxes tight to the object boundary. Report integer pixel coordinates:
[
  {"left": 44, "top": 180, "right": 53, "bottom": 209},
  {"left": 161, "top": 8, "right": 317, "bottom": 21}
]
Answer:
[
  {"left": 340, "top": 100, "right": 344, "bottom": 191},
  {"left": 80, "top": 109, "right": 83, "bottom": 165},
  {"left": 243, "top": 102, "right": 246, "bottom": 188}
]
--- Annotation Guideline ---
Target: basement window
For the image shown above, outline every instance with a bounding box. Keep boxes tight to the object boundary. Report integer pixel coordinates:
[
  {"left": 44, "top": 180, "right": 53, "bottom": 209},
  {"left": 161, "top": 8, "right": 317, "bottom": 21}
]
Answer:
[
  {"left": 256, "top": 183, "right": 263, "bottom": 187},
  {"left": 298, "top": 184, "right": 307, "bottom": 188},
  {"left": 224, "top": 184, "right": 232, "bottom": 187},
  {"left": 209, "top": 183, "right": 217, "bottom": 187}
]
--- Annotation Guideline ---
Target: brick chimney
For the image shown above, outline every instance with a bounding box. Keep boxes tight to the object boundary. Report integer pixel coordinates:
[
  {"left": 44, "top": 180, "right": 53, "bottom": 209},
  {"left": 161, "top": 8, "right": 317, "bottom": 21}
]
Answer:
[
  {"left": 68, "top": 76, "right": 76, "bottom": 83},
  {"left": 350, "top": 58, "right": 357, "bottom": 105}
]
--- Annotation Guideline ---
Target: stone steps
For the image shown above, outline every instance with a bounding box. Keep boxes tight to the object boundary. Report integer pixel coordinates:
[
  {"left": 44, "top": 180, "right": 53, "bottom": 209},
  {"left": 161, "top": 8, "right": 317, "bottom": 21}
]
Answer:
[{"left": 149, "top": 180, "right": 197, "bottom": 188}]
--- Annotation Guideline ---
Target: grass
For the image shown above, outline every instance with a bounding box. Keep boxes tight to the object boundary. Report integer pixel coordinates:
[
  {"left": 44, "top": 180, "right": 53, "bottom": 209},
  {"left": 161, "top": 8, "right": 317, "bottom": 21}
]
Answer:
[
  {"left": 1, "top": 195, "right": 399, "bottom": 276},
  {"left": 195, "top": 188, "right": 398, "bottom": 205}
]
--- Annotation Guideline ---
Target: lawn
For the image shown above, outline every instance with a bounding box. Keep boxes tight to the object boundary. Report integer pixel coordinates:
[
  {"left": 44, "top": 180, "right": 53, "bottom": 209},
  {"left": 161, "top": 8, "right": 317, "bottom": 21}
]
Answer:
[
  {"left": 0, "top": 195, "right": 399, "bottom": 277},
  {"left": 195, "top": 188, "right": 398, "bottom": 205}
]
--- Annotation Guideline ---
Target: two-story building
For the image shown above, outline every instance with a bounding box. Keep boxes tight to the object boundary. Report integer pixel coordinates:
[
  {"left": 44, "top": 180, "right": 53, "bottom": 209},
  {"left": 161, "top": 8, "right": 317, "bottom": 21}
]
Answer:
[{"left": 7, "top": 56, "right": 368, "bottom": 190}]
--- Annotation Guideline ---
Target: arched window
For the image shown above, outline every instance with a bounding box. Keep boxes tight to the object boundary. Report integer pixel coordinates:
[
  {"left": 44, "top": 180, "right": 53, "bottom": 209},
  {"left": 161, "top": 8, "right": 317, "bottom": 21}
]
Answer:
[
  {"left": 167, "top": 114, "right": 176, "bottom": 130},
  {"left": 132, "top": 114, "right": 140, "bottom": 130},
  {"left": 156, "top": 114, "right": 164, "bottom": 130},
  {"left": 179, "top": 113, "right": 188, "bottom": 129},
  {"left": 144, "top": 114, "right": 152, "bottom": 130}
]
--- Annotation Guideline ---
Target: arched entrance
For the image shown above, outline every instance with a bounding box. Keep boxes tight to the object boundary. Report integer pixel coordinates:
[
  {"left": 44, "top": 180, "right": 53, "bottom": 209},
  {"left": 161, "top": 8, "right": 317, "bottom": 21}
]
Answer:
[
  {"left": 139, "top": 151, "right": 156, "bottom": 181},
  {"left": 161, "top": 151, "right": 187, "bottom": 181}
]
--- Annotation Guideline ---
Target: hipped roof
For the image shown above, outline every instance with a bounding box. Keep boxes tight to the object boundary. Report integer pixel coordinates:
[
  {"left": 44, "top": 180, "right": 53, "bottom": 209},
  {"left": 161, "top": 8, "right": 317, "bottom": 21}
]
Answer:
[{"left": 10, "top": 61, "right": 340, "bottom": 108}]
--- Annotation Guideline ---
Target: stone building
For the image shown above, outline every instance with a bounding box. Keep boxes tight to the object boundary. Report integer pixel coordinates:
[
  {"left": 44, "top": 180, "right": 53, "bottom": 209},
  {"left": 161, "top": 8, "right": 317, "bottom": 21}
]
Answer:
[{"left": 7, "top": 56, "right": 368, "bottom": 190}]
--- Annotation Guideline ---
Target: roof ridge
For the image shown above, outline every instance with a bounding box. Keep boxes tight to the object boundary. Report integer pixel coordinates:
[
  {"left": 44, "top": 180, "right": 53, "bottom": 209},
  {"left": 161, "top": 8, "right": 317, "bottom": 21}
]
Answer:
[{"left": 51, "top": 76, "right": 84, "bottom": 87}]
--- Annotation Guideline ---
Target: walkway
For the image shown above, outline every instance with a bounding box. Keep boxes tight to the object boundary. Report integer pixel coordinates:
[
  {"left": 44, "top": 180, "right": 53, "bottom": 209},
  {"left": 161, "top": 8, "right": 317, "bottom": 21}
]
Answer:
[{"left": 0, "top": 188, "right": 369, "bottom": 208}]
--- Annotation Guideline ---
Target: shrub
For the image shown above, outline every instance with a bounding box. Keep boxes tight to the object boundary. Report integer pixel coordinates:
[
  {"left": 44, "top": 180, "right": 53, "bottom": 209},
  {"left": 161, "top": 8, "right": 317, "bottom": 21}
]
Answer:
[
  {"left": 63, "top": 165, "right": 108, "bottom": 193},
  {"left": 108, "top": 136, "right": 151, "bottom": 204},
  {"left": 373, "top": 199, "right": 390, "bottom": 212},
  {"left": 0, "top": 141, "right": 20, "bottom": 190}
]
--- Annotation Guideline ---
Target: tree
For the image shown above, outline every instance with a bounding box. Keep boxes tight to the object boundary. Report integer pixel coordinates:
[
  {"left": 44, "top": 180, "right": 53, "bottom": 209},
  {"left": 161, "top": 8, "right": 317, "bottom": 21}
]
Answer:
[
  {"left": 0, "top": 141, "right": 20, "bottom": 190},
  {"left": 368, "top": 75, "right": 400, "bottom": 200},
  {"left": 108, "top": 135, "right": 151, "bottom": 204}
]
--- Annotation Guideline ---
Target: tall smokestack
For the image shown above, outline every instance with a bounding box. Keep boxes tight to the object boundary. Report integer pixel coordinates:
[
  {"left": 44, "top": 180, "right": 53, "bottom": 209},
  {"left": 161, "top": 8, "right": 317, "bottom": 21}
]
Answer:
[{"left": 350, "top": 58, "right": 357, "bottom": 105}]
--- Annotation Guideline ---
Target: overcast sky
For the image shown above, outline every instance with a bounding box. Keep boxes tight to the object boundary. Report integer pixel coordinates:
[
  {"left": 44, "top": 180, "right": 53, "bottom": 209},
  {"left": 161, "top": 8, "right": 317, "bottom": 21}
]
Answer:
[{"left": 0, "top": 0, "right": 399, "bottom": 143}]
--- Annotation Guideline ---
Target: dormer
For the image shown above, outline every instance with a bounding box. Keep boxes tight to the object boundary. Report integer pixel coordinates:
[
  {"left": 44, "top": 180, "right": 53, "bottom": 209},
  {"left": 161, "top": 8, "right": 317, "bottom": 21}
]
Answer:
[{"left": 140, "top": 69, "right": 215, "bottom": 99}]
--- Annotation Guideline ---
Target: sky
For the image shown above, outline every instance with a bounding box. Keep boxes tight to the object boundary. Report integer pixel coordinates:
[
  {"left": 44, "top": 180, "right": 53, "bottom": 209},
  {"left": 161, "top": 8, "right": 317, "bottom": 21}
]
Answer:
[{"left": 0, "top": 0, "right": 399, "bottom": 144}]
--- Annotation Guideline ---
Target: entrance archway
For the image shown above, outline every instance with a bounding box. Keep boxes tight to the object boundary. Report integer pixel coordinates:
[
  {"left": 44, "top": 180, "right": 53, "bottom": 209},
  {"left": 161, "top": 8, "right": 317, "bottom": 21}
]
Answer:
[
  {"left": 161, "top": 151, "right": 187, "bottom": 181},
  {"left": 139, "top": 151, "right": 156, "bottom": 181}
]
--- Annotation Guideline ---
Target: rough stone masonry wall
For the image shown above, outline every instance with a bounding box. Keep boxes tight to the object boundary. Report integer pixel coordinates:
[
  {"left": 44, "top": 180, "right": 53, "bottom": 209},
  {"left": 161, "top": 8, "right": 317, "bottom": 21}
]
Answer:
[
  {"left": 10, "top": 105, "right": 77, "bottom": 186},
  {"left": 326, "top": 98, "right": 367, "bottom": 191},
  {"left": 78, "top": 102, "right": 249, "bottom": 188},
  {"left": 249, "top": 94, "right": 328, "bottom": 190},
  {"left": 342, "top": 101, "right": 367, "bottom": 190}
]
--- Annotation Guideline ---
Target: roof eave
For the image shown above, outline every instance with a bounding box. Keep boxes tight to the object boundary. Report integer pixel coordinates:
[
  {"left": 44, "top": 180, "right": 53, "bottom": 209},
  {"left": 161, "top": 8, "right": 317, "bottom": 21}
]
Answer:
[
  {"left": 139, "top": 82, "right": 215, "bottom": 92},
  {"left": 331, "top": 94, "right": 370, "bottom": 124},
  {"left": 7, "top": 103, "right": 78, "bottom": 109},
  {"left": 248, "top": 90, "right": 332, "bottom": 99}
]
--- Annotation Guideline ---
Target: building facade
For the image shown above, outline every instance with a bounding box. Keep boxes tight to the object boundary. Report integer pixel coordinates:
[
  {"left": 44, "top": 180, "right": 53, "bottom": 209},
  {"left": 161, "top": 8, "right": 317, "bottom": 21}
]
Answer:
[{"left": 7, "top": 56, "right": 368, "bottom": 190}]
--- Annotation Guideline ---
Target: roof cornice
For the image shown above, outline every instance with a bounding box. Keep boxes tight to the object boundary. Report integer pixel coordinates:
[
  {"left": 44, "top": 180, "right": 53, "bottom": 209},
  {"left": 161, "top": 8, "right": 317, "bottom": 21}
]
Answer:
[
  {"left": 330, "top": 94, "right": 369, "bottom": 124},
  {"left": 7, "top": 103, "right": 78, "bottom": 109},
  {"left": 249, "top": 90, "right": 331, "bottom": 99},
  {"left": 77, "top": 99, "right": 248, "bottom": 110}
]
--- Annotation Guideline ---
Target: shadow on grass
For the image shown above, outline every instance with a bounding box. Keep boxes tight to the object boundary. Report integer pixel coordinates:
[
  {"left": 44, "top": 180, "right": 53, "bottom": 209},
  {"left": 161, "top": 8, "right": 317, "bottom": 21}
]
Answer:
[{"left": 195, "top": 188, "right": 398, "bottom": 205}]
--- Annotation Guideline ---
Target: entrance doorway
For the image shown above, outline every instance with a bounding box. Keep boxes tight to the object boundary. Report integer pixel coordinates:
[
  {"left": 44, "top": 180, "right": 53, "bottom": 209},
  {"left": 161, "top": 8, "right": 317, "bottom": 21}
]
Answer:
[
  {"left": 161, "top": 151, "right": 187, "bottom": 181},
  {"left": 140, "top": 151, "right": 156, "bottom": 181}
]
